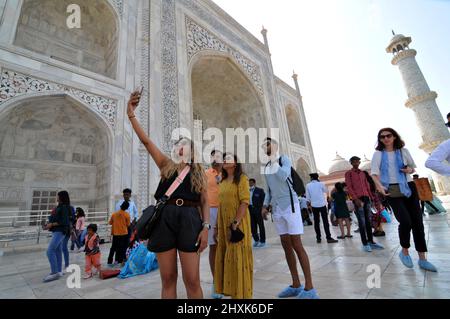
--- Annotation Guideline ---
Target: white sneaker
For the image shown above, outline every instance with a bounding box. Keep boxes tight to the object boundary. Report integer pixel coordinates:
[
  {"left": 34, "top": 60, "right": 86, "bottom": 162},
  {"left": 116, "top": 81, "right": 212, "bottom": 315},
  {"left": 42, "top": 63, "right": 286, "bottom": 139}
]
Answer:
[
  {"left": 83, "top": 273, "right": 93, "bottom": 280},
  {"left": 43, "top": 273, "right": 60, "bottom": 283},
  {"left": 211, "top": 284, "right": 223, "bottom": 299}
]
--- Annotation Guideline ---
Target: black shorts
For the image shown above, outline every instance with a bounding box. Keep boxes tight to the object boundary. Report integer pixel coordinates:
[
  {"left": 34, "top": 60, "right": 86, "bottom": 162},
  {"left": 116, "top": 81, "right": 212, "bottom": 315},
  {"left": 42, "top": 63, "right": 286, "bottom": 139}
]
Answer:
[{"left": 147, "top": 205, "right": 202, "bottom": 253}]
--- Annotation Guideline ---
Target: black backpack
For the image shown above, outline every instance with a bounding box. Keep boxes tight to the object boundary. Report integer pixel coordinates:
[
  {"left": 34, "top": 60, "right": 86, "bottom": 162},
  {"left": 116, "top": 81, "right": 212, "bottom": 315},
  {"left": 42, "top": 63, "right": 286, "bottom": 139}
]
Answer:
[{"left": 279, "top": 157, "right": 306, "bottom": 197}]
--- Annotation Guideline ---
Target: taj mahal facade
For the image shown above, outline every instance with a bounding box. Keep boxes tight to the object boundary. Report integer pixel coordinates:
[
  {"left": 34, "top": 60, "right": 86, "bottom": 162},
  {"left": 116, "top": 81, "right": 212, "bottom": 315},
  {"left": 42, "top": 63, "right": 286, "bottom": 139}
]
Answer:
[{"left": 0, "top": 0, "right": 317, "bottom": 215}]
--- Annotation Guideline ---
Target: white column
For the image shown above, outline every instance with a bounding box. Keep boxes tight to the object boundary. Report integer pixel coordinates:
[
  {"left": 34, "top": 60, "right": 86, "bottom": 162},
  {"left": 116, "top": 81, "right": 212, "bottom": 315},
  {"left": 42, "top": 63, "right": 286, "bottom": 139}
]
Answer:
[{"left": 391, "top": 43, "right": 450, "bottom": 194}]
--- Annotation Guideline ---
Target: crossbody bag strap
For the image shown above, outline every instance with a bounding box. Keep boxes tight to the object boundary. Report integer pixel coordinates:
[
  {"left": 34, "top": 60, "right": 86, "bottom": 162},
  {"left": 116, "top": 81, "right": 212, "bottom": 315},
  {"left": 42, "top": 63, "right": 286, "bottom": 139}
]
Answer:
[
  {"left": 280, "top": 155, "right": 295, "bottom": 214},
  {"left": 164, "top": 165, "right": 191, "bottom": 198}
]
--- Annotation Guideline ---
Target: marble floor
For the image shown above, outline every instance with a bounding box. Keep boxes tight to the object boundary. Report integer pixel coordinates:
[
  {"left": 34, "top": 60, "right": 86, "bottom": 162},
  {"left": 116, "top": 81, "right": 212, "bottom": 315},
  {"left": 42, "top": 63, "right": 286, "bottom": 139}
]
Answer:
[{"left": 0, "top": 212, "right": 449, "bottom": 299}]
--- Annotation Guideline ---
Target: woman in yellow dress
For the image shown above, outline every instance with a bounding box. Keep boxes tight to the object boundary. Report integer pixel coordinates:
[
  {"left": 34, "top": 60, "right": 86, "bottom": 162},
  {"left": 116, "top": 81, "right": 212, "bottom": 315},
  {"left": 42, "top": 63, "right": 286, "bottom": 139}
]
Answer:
[{"left": 214, "top": 153, "right": 253, "bottom": 299}]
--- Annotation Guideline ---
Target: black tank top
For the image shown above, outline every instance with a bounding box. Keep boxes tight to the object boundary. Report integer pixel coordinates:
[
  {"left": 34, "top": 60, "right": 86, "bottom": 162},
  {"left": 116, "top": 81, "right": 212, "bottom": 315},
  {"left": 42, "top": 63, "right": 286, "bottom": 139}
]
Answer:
[{"left": 154, "top": 171, "right": 201, "bottom": 202}]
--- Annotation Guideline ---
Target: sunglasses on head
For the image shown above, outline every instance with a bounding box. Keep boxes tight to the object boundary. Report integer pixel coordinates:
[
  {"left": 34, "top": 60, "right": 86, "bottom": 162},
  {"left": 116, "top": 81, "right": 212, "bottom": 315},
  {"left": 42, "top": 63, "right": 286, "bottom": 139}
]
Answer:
[{"left": 379, "top": 133, "right": 393, "bottom": 140}]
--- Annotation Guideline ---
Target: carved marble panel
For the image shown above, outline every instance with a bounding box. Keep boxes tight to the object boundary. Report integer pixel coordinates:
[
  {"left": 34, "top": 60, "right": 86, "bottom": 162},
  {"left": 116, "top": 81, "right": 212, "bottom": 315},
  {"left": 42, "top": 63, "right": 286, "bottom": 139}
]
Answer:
[
  {"left": 137, "top": 0, "right": 151, "bottom": 210},
  {"left": 0, "top": 168, "right": 26, "bottom": 182},
  {"left": 34, "top": 170, "right": 63, "bottom": 182},
  {"left": 108, "top": 0, "right": 123, "bottom": 18},
  {"left": 186, "top": 17, "right": 264, "bottom": 96},
  {"left": 161, "top": 0, "right": 180, "bottom": 153},
  {"left": 0, "top": 187, "right": 24, "bottom": 201},
  {"left": 0, "top": 70, "right": 117, "bottom": 129}
]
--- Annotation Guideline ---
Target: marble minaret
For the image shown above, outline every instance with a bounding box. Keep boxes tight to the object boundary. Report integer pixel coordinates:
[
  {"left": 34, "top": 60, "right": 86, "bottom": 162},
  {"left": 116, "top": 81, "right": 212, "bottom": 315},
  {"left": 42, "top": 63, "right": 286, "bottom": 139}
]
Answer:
[{"left": 386, "top": 33, "right": 450, "bottom": 194}]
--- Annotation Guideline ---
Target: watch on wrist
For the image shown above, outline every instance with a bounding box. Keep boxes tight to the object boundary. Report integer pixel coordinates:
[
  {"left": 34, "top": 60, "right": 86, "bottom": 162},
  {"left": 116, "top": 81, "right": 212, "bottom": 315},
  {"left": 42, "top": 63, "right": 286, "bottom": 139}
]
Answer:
[{"left": 202, "top": 222, "right": 211, "bottom": 230}]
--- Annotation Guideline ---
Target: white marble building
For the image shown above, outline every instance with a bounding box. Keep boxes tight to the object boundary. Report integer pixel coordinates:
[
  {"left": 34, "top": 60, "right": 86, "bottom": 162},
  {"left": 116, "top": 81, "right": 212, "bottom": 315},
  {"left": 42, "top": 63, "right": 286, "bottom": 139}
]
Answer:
[
  {"left": 386, "top": 33, "right": 450, "bottom": 195},
  {"left": 0, "top": 0, "right": 317, "bottom": 215}
]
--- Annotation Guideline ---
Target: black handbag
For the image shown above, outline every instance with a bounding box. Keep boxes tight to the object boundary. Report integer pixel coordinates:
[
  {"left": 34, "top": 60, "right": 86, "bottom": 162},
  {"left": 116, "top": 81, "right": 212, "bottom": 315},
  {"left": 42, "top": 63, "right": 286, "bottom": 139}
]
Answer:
[
  {"left": 136, "top": 197, "right": 167, "bottom": 240},
  {"left": 136, "top": 166, "right": 191, "bottom": 240},
  {"left": 229, "top": 224, "right": 245, "bottom": 243}
]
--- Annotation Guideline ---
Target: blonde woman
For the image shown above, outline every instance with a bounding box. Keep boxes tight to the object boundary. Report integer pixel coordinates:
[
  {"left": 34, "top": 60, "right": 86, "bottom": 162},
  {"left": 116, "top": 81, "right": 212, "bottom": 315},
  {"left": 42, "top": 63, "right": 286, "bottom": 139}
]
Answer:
[{"left": 127, "top": 91, "right": 210, "bottom": 299}]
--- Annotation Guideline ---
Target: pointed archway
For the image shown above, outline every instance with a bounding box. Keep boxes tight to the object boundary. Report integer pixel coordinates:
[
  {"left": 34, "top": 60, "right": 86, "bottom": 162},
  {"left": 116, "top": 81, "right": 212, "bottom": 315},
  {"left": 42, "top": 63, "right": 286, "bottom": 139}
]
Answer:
[
  {"left": 0, "top": 95, "right": 113, "bottom": 221},
  {"left": 190, "top": 54, "right": 267, "bottom": 182},
  {"left": 285, "top": 105, "right": 305, "bottom": 146}
]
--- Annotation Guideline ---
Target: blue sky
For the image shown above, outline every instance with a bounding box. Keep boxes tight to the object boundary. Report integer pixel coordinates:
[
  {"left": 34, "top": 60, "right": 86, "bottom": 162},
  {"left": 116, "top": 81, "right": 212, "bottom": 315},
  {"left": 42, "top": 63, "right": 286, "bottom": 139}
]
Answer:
[{"left": 213, "top": 0, "right": 450, "bottom": 175}]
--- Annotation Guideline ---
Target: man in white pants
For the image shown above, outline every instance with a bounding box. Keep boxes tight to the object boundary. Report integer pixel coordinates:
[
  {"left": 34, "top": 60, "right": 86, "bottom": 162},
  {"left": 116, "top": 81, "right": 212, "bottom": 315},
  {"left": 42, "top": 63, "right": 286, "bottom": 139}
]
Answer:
[{"left": 262, "top": 138, "right": 319, "bottom": 299}]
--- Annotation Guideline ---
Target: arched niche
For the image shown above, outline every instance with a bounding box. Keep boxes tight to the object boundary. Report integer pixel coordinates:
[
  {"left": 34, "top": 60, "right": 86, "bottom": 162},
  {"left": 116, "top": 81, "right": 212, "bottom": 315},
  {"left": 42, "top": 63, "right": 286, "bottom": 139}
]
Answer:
[
  {"left": 14, "top": 0, "right": 119, "bottom": 78},
  {"left": 296, "top": 157, "right": 311, "bottom": 188},
  {"left": 285, "top": 105, "right": 306, "bottom": 146},
  {"left": 190, "top": 54, "right": 267, "bottom": 182},
  {"left": 0, "top": 95, "right": 112, "bottom": 215}
]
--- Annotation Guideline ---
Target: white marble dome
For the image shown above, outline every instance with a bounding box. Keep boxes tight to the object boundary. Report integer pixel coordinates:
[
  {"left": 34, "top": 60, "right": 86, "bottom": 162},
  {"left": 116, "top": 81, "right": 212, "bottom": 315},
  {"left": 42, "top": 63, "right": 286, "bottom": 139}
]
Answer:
[
  {"left": 328, "top": 153, "right": 352, "bottom": 174},
  {"left": 390, "top": 34, "right": 407, "bottom": 44},
  {"left": 360, "top": 155, "right": 372, "bottom": 171},
  {"left": 386, "top": 33, "right": 412, "bottom": 53}
]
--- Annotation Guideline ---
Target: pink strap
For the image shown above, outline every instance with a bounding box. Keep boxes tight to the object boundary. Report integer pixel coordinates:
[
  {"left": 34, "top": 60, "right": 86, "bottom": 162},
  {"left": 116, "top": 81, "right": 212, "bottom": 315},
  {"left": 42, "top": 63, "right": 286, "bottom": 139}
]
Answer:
[{"left": 165, "top": 165, "right": 191, "bottom": 197}]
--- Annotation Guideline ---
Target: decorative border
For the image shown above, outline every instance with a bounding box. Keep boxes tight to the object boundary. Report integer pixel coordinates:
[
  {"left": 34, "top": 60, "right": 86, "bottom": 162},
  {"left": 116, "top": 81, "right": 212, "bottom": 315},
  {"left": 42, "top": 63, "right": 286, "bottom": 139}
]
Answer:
[
  {"left": 186, "top": 17, "right": 264, "bottom": 96},
  {"left": 137, "top": 1, "right": 151, "bottom": 210},
  {"left": 405, "top": 91, "right": 438, "bottom": 108},
  {"left": 108, "top": 0, "right": 124, "bottom": 18},
  {"left": 0, "top": 70, "right": 117, "bottom": 129},
  {"left": 392, "top": 49, "right": 417, "bottom": 65},
  {"left": 161, "top": 0, "right": 180, "bottom": 154}
]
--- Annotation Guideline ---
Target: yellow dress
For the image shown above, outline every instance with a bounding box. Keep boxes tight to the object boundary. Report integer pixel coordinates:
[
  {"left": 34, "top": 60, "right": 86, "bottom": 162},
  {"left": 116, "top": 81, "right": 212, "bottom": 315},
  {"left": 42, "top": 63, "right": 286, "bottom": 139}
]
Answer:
[{"left": 214, "top": 175, "right": 253, "bottom": 299}]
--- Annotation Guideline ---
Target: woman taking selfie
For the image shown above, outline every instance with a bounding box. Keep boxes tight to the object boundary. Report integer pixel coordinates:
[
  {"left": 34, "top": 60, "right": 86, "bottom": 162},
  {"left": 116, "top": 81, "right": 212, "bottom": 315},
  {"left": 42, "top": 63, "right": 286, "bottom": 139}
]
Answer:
[
  {"left": 127, "top": 90, "right": 210, "bottom": 298},
  {"left": 214, "top": 153, "right": 253, "bottom": 299},
  {"left": 371, "top": 128, "right": 437, "bottom": 272}
]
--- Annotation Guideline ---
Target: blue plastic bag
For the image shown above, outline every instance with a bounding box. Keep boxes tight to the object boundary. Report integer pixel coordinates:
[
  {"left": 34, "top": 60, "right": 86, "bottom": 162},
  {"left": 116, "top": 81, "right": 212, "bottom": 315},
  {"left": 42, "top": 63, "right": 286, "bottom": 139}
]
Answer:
[
  {"left": 380, "top": 209, "right": 392, "bottom": 223},
  {"left": 118, "top": 243, "right": 158, "bottom": 279}
]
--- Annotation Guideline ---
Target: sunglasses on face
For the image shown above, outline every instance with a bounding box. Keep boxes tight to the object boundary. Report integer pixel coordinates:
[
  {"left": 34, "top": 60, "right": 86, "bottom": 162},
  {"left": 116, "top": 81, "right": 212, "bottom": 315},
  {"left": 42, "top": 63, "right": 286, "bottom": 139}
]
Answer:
[{"left": 379, "top": 134, "right": 393, "bottom": 140}]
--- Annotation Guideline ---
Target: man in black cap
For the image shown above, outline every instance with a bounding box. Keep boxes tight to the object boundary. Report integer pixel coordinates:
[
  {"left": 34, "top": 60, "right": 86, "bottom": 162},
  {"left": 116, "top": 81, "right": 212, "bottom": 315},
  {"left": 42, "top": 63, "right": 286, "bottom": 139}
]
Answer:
[{"left": 305, "top": 173, "right": 338, "bottom": 244}]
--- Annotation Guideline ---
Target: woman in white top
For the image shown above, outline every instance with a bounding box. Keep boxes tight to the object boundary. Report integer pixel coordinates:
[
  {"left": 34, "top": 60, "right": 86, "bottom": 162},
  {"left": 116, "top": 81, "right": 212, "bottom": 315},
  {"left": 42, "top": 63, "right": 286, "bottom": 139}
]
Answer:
[{"left": 371, "top": 128, "right": 437, "bottom": 272}]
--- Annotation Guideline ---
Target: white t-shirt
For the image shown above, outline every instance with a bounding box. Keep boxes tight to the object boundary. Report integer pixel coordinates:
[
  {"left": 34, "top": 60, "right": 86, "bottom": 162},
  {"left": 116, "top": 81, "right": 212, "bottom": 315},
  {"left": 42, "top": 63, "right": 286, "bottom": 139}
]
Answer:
[
  {"left": 306, "top": 180, "right": 328, "bottom": 208},
  {"left": 371, "top": 148, "right": 416, "bottom": 183}
]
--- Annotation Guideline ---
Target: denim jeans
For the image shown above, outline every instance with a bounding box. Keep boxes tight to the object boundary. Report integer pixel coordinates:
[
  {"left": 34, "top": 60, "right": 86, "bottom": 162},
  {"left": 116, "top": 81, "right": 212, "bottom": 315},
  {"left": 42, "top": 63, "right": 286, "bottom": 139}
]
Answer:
[
  {"left": 47, "top": 231, "right": 66, "bottom": 274},
  {"left": 70, "top": 238, "right": 81, "bottom": 250},
  {"left": 62, "top": 235, "right": 70, "bottom": 268},
  {"left": 79, "top": 229, "right": 87, "bottom": 246},
  {"left": 70, "top": 230, "right": 84, "bottom": 250},
  {"left": 355, "top": 197, "right": 374, "bottom": 246}
]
